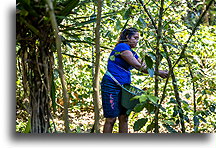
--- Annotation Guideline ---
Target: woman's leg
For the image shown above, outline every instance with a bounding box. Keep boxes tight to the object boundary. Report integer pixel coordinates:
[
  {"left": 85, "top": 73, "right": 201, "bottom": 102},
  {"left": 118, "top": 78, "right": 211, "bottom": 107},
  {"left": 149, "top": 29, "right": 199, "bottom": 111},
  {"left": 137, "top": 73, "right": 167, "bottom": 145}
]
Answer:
[
  {"left": 103, "top": 117, "right": 116, "bottom": 133},
  {"left": 118, "top": 114, "right": 128, "bottom": 133}
]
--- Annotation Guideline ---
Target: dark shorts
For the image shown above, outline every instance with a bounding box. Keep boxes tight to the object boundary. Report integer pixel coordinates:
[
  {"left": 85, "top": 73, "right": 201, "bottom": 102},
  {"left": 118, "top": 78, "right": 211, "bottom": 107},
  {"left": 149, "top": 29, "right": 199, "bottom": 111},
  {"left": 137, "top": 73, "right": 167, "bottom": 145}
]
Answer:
[{"left": 101, "top": 76, "right": 127, "bottom": 118}]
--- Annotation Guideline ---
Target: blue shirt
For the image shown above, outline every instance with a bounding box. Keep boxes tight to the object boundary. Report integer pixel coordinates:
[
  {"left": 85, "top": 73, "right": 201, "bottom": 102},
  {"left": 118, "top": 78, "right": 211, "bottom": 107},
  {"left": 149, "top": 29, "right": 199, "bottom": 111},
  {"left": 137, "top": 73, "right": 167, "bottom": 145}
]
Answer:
[{"left": 105, "top": 43, "right": 139, "bottom": 85}]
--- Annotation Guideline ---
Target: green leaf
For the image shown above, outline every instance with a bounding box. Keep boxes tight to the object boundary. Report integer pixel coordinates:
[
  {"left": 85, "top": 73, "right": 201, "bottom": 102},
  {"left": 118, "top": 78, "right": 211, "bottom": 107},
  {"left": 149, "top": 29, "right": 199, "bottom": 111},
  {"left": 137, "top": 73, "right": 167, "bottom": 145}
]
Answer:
[
  {"left": 175, "top": 119, "right": 180, "bottom": 125},
  {"left": 109, "top": 55, "right": 115, "bottom": 61},
  {"left": 137, "top": 17, "right": 147, "bottom": 28},
  {"left": 133, "top": 118, "right": 148, "bottom": 131},
  {"left": 147, "top": 52, "right": 156, "bottom": 60},
  {"left": 145, "top": 55, "right": 153, "bottom": 68},
  {"left": 115, "top": 19, "right": 121, "bottom": 31},
  {"left": 185, "top": 93, "right": 190, "bottom": 99},
  {"left": 19, "top": 17, "right": 39, "bottom": 36},
  {"left": 147, "top": 68, "right": 154, "bottom": 77},
  {"left": 162, "top": 124, "right": 177, "bottom": 133},
  {"left": 123, "top": 7, "right": 132, "bottom": 20},
  {"left": 178, "top": 107, "right": 183, "bottom": 115},
  {"left": 194, "top": 126, "right": 198, "bottom": 133},
  {"left": 168, "top": 43, "right": 178, "bottom": 49},
  {"left": 197, "top": 96, "right": 202, "bottom": 104},
  {"left": 169, "top": 97, "right": 177, "bottom": 104},
  {"left": 134, "top": 103, "right": 145, "bottom": 112},
  {"left": 126, "top": 109, "right": 132, "bottom": 116},
  {"left": 104, "top": 30, "right": 111, "bottom": 38},
  {"left": 23, "top": 0, "right": 30, "bottom": 5},
  {"left": 20, "top": 9, "right": 29, "bottom": 16},
  {"left": 148, "top": 95, "right": 160, "bottom": 104},
  {"left": 76, "top": 18, "right": 97, "bottom": 27},
  {"left": 183, "top": 115, "right": 190, "bottom": 123},
  {"left": 160, "top": 51, "right": 168, "bottom": 59},
  {"left": 146, "top": 122, "right": 154, "bottom": 132},
  {"left": 138, "top": 94, "right": 148, "bottom": 102},
  {"left": 198, "top": 115, "right": 207, "bottom": 123},
  {"left": 24, "top": 118, "right": 31, "bottom": 133},
  {"left": 164, "top": 120, "right": 175, "bottom": 126},
  {"left": 193, "top": 115, "right": 200, "bottom": 126},
  {"left": 181, "top": 100, "right": 189, "bottom": 105},
  {"left": 59, "top": 0, "right": 80, "bottom": 17},
  {"left": 209, "top": 105, "right": 215, "bottom": 112},
  {"left": 158, "top": 104, "right": 166, "bottom": 112},
  {"left": 173, "top": 106, "right": 178, "bottom": 117},
  {"left": 130, "top": 95, "right": 140, "bottom": 101},
  {"left": 115, "top": 51, "right": 121, "bottom": 55},
  {"left": 145, "top": 103, "right": 155, "bottom": 114}
]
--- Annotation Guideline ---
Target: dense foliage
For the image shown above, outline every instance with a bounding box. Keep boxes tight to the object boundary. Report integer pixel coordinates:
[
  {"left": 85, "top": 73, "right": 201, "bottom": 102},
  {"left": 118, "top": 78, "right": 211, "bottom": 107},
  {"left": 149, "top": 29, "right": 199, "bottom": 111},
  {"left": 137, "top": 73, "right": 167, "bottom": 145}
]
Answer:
[{"left": 16, "top": 0, "right": 216, "bottom": 133}]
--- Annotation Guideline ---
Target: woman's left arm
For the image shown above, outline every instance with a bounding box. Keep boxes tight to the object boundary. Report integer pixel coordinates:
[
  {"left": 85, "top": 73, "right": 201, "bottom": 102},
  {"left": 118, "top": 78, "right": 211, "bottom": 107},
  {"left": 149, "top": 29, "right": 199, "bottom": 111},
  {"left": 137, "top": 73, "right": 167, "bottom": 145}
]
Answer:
[
  {"left": 121, "top": 51, "right": 168, "bottom": 78},
  {"left": 137, "top": 58, "right": 148, "bottom": 74},
  {"left": 137, "top": 58, "right": 168, "bottom": 78}
]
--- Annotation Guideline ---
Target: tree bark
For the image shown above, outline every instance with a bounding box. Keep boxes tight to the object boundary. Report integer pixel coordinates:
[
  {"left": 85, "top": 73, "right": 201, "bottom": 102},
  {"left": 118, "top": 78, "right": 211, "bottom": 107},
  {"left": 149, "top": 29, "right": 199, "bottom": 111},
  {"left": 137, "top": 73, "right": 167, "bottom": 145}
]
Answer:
[
  {"left": 46, "top": 0, "right": 70, "bottom": 133},
  {"left": 163, "top": 45, "right": 185, "bottom": 133},
  {"left": 154, "top": 0, "right": 164, "bottom": 133},
  {"left": 93, "top": 0, "right": 102, "bottom": 133}
]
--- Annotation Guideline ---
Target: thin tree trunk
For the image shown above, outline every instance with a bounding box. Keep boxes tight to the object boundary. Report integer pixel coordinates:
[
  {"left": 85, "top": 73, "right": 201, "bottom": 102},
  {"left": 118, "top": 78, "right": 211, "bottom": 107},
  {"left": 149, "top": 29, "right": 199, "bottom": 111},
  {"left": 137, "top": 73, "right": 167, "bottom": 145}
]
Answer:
[
  {"left": 154, "top": 0, "right": 165, "bottom": 133},
  {"left": 165, "top": 48, "right": 185, "bottom": 133},
  {"left": 165, "top": 3, "right": 214, "bottom": 132},
  {"left": 185, "top": 57, "right": 197, "bottom": 131},
  {"left": 141, "top": 0, "right": 213, "bottom": 133},
  {"left": 185, "top": 58, "right": 196, "bottom": 114},
  {"left": 93, "top": 0, "right": 102, "bottom": 133},
  {"left": 46, "top": 0, "right": 70, "bottom": 133}
]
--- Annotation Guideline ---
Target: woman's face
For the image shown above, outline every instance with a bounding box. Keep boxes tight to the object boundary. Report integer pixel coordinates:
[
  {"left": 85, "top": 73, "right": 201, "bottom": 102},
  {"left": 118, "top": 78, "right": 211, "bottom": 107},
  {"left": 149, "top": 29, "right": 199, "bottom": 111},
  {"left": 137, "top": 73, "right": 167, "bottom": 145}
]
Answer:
[{"left": 127, "top": 32, "right": 139, "bottom": 48}]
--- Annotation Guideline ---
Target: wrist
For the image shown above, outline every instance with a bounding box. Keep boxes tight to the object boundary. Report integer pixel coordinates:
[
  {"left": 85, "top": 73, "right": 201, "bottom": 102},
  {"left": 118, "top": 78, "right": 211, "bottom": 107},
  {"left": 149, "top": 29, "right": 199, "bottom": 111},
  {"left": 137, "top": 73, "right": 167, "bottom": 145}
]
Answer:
[{"left": 140, "top": 65, "right": 148, "bottom": 73}]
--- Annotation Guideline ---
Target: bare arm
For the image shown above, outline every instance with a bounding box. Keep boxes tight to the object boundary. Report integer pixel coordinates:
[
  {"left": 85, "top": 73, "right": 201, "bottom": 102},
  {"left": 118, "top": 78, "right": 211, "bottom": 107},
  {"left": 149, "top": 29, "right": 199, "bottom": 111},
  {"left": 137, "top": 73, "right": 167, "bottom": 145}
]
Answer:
[
  {"left": 137, "top": 58, "right": 148, "bottom": 73},
  {"left": 120, "top": 50, "right": 168, "bottom": 78},
  {"left": 120, "top": 50, "right": 148, "bottom": 73}
]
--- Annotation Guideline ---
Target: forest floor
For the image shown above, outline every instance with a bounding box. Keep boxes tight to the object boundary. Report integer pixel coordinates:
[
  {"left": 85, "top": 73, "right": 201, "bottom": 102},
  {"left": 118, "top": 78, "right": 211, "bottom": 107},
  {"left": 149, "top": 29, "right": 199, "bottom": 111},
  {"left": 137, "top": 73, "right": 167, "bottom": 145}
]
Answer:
[
  {"left": 52, "top": 107, "right": 215, "bottom": 133},
  {"left": 52, "top": 109, "right": 169, "bottom": 133}
]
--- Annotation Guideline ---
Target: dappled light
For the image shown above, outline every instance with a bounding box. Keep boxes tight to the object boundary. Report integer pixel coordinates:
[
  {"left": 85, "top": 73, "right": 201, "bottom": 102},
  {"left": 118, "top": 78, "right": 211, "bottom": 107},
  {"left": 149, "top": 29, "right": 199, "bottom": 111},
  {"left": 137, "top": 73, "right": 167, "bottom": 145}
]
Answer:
[{"left": 16, "top": 0, "right": 216, "bottom": 133}]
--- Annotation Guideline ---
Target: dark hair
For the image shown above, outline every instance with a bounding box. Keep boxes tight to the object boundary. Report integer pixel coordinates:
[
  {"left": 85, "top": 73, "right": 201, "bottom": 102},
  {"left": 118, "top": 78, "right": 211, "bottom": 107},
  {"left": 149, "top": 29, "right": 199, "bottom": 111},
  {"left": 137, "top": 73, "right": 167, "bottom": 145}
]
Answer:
[{"left": 117, "top": 27, "right": 139, "bottom": 45}]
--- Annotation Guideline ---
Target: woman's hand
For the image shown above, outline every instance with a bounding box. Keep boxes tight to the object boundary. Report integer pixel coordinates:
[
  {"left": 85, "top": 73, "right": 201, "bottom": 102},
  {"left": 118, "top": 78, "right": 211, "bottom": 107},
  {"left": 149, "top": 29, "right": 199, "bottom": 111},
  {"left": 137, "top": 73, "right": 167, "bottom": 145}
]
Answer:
[{"left": 158, "top": 70, "right": 169, "bottom": 78}]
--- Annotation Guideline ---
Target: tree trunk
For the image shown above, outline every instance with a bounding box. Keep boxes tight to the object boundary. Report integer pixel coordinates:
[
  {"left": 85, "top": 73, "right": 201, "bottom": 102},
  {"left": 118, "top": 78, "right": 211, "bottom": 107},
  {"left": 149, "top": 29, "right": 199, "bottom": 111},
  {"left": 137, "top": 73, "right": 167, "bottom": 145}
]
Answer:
[
  {"left": 29, "top": 39, "right": 51, "bottom": 133},
  {"left": 46, "top": 0, "right": 70, "bottom": 133},
  {"left": 154, "top": 0, "right": 164, "bottom": 133},
  {"left": 93, "top": 0, "right": 102, "bottom": 133}
]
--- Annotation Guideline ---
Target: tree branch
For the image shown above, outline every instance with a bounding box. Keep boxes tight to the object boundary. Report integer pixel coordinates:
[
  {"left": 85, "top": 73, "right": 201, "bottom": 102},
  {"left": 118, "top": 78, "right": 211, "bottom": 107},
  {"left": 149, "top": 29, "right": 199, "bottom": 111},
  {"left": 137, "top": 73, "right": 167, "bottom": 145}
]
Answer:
[
  {"left": 137, "top": 0, "right": 158, "bottom": 32},
  {"left": 172, "top": 0, "right": 214, "bottom": 69},
  {"left": 162, "top": 44, "right": 185, "bottom": 133}
]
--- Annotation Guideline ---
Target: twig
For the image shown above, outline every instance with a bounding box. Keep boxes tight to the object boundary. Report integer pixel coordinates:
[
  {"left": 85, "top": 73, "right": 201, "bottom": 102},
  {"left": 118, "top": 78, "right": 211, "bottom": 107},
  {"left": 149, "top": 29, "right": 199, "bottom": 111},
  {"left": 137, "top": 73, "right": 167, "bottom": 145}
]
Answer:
[
  {"left": 137, "top": 0, "right": 158, "bottom": 32},
  {"left": 151, "top": 0, "right": 160, "bottom": 8},
  {"left": 62, "top": 53, "right": 90, "bottom": 62},
  {"left": 163, "top": 0, "right": 177, "bottom": 13}
]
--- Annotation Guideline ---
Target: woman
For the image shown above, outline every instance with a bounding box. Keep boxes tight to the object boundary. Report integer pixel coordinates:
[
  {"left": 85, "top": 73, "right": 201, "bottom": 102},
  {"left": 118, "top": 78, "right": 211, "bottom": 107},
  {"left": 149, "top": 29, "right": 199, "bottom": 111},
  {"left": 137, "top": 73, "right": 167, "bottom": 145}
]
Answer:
[{"left": 101, "top": 27, "right": 168, "bottom": 133}]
